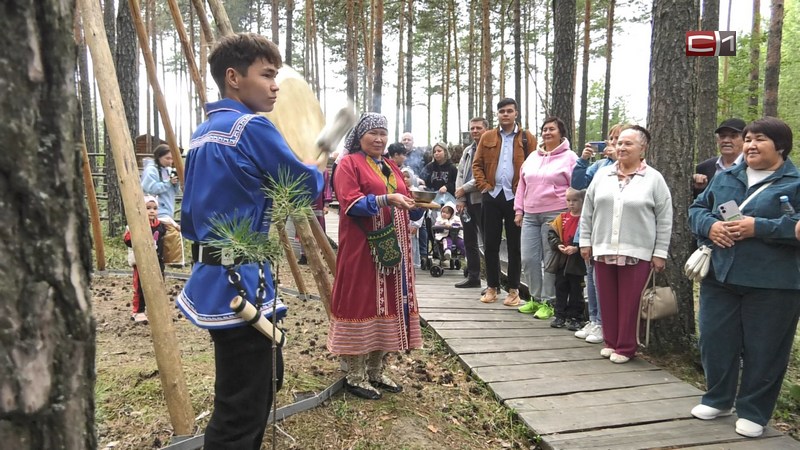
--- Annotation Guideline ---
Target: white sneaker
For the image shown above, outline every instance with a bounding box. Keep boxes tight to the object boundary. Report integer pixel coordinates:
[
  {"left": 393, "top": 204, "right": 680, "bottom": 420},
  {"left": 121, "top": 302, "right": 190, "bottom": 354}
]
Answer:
[
  {"left": 735, "top": 418, "right": 764, "bottom": 437},
  {"left": 444, "top": 249, "right": 451, "bottom": 261},
  {"left": 691, "top": 404, "right": 732, "bottom": 420},
  {"left": 600, "top": 347, "right": 614, "bottom": 358},
  {"left": 585, "top": 325, "right": 604, "bottom": 344},
  {"left": 574, "top": 321, "right": 595, "bottom": 339},
  {"left": 610, "top": 353, "right": 630, "bottom": 364}
]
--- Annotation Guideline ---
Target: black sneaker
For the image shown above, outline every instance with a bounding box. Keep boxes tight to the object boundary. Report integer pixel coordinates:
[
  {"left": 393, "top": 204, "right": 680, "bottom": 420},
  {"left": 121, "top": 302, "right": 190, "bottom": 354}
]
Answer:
[
  {"left": 550, "top": 317, "right": 567, "bottom": 328},
  {"left": 566, "top": 319, "right": 583, "bottom": 331},
  {"left": 455, "top": 278, "right": 481, "bottom": 288},
  {"left": 297, "top": 254, "right": 308, "bottom": 265}
]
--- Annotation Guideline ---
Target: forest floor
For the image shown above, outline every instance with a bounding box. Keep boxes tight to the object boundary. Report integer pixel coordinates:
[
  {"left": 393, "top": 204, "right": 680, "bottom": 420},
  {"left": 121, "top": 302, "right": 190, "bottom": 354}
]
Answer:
[
  {"left": 93, "top": 262, "right": 538, "bottom": 450},
  {"left": 93, "top": 249, "right": 799, "bottom": 449}
]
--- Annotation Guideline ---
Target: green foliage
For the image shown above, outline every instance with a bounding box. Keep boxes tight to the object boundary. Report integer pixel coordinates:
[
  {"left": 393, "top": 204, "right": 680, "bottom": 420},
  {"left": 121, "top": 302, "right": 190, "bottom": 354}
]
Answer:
[
  {"left": 717, "top": 32, "right": 766, "bottom": 121},
  {"left": 204, "top": 214, "right": 283, "bottom": 263},
  {"left": 263, "top": 167, "right": 313, "bottom": 222},
  {"left": 580, "top": 80, "right": 631, "bottom": 141}
]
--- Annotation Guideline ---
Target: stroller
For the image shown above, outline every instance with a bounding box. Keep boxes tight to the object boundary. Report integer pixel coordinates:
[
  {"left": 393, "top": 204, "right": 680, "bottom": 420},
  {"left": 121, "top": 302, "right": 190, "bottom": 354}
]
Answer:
[{"left": 424, "top": 202, "right": 465, "bottom": 277}]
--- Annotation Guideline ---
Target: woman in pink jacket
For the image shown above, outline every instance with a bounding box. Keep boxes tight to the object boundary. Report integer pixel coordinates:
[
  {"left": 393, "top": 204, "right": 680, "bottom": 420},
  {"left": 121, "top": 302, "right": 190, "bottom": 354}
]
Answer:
[{"left": 514, "top": 117, "right": 578, "bottom": 324}]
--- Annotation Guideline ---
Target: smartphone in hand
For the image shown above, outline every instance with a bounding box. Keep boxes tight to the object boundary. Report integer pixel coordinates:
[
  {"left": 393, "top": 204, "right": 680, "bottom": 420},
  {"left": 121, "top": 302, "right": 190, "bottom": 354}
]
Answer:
[{"left": 718, "top": 200, "right": 743, "bottom": 221}]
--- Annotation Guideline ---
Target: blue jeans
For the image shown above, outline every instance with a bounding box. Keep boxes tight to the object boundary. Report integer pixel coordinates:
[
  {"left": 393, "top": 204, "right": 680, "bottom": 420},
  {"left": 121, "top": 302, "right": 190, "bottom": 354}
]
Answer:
[
  {"left": 586, "top": 262, "right": 601, "bottom": 323},
  {"left": 520, "top": 211, "right": 562, "bottom": 302},
  {"left": 698, "top": 276, "right": 800, "bottom": 425}
]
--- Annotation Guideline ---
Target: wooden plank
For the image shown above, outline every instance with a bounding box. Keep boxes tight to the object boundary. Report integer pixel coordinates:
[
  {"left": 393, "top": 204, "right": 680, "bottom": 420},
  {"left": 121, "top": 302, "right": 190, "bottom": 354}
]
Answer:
[
  {"left": 490, "top": 370, "right": 681, "bottom": 401},
  {"left": 543, "top": 416, "right": 787, "bottom": 450},
  {"left": 421, "top": 312, "right": 533, "bottom": 322},
  {"left": 678, "top": 436, "right": 800, "bottom": 449},
  {"left": 520, "top": 396, "right": 698, "bottom": 435},
  {"left": 473, "top": 358, "right": 658, "bottom": 383},
  {"left": 432, "top": 327, "right": 568, "bottom": 339},
  {"left": 424, "top": 321, "right": 537, "bottom": 330},
  {"left": 458, "top": 347, "right": 602, "bottom": 368},
  {"left": 506, "top": 382, "right": 702, "bottom": 412},
  {"left": 446, "top": 335, "right": 589, "bottom": 354}
]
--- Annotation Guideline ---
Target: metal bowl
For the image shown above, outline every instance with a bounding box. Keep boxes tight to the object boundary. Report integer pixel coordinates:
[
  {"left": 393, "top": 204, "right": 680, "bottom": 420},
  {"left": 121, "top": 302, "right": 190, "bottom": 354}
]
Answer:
[{"left": 410, "top": 189, "right": 437, "bottom": 203}]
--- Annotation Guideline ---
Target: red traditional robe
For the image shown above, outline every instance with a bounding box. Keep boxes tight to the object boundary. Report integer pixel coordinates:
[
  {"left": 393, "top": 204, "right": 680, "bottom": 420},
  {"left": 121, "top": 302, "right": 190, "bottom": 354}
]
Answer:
[{"left": 327, "top": 152, "right": 422, "bottom": 355}]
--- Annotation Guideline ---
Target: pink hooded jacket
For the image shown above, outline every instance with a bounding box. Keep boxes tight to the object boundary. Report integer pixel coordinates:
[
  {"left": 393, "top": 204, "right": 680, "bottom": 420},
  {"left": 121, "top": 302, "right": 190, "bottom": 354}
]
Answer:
[{"left": 514, "top": 138, "right": 578, "bottom": 214}]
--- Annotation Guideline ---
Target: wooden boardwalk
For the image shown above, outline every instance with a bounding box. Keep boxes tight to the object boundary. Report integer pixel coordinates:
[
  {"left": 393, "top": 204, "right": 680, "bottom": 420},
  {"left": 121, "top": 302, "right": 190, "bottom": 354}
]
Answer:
[
  {"left": 416, "top": 270, "right": 799, "bottom": 450},
  {"left": 325, "top": 211, "right": 799, "bottom": 449}
]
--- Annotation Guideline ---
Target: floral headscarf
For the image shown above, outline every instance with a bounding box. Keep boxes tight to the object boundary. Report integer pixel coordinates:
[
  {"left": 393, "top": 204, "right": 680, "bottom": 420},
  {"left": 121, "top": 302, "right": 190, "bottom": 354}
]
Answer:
[{"left": 337, "top": 112, "right": 388, "bottom": 162}]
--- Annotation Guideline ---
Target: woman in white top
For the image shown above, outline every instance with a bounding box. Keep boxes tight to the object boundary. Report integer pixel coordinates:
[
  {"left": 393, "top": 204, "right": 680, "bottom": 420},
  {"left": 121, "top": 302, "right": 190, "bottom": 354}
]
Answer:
[{"left": 579, "top": 125, "right": 673, "bottom": 364}]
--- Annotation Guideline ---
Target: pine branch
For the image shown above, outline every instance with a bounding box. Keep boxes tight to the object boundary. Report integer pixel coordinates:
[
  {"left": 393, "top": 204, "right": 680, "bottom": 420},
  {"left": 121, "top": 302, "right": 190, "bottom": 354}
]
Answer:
[{"left": 204, "top": 214, "right": 283, "bottom": 263}]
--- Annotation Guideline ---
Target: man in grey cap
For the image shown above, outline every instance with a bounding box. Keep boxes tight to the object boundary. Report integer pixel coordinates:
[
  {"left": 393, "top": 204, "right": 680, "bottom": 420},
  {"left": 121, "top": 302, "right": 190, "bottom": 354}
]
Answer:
[{"left": 692, "top": 118, "right": 747, "bottom": 198}]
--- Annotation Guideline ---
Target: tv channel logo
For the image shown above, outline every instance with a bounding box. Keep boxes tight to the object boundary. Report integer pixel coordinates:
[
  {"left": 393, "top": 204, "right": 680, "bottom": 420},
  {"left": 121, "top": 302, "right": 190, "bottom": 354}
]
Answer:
[{"left": 686, "top": 31, "right": 737, "bottom": 56}]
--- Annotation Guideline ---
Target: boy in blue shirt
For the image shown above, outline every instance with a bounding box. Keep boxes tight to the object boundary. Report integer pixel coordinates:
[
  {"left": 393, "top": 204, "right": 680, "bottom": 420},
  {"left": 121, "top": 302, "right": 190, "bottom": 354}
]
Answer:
[{"left": 178, "top": 33, "right": 323, "bottom": 449}]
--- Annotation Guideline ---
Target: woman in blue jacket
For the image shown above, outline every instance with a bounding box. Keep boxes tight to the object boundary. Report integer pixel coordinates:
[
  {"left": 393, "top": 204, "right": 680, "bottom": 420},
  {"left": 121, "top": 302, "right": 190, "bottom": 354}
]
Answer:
[
  {"left": 141, "top": 144, "right": 183, "bottom": 264},
  {"left": 688, "top": 117, "right": 800, "bottom": 438}
]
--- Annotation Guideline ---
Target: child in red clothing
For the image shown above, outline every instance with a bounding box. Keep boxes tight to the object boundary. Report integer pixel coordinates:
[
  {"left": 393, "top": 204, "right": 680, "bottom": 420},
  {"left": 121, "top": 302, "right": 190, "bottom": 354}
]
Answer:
[
  {"left": 546, "top": 188, "right": 587, "bottom": 330},
  {"left": 124, "top": 195, "right": 166, "bottom": 323}
]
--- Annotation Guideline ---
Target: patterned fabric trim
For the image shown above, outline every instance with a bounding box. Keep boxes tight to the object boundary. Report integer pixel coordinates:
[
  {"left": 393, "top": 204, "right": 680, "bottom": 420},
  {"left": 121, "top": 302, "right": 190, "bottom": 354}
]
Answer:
[
  {"left": 189, "top": 114, "right": 258, "bottom": 150},
  {"left": 176, "top": 289, "right": 287, "bottom": 329}
]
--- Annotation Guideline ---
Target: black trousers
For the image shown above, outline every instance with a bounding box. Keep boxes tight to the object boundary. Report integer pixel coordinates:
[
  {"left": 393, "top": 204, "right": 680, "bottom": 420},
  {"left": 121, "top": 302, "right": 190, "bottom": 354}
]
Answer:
[
  {"left": 482, "top": 191, "right": 520, "bottom": 289},
  {"left": 555, "top": 271, "right": 585, "bottom": 320},
  {"left": 204, "top": 325, "right": 284, "bottom": 450},
  {"left": 463, "top": 201, "right": 483, "bottom": 280}
]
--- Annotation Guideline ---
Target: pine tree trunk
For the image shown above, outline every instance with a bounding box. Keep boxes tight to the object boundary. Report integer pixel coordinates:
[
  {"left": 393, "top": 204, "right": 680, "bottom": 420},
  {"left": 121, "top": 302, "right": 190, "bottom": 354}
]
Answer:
[
  {"left": 696, "top": 0, "right": 719, "bottom": 162},
  {"left": 763, "top": 0, "right": 783, "bottom": 116},
  {"left": 442, "top": 9, "right": 451, "bottom": 141},
  {"left": 346, "top": 0, "right": 357, "bottom": 101},
  {"left": 551, "top": 0, "right": 576, "bottom": 134},
  {"left": 646, "top": 0, "right": 699, "bottom": 354},
  {"left": 467, "top": 0, "right": 476, "bottom": 121},
  {"left": 0, "top": 1, "right": 96, "bottom": 447},
  {"left": 405, "top": 0, "right": 414, "bottom": 132},
  {"left": 481, "top": 0, "right": 492, "bottom": 120},
  {"left": 78, "top": 37, "right": 97, "bottom": 171},
  {"left": 578, "top": 0, "right": 591, "bottom": 144},
  {"left": 395, "top": 4, "right": 405, "bottom": 138},
  {"left": 104, "top": 0, "right": 125, "bottom": 237},
  {"left": 451, "top": 0, "right": 463, "bottom": 140},
  {"left": 748, "top": 0, "right": 761, "bottom": 118},
  {"left": 513, "top": 0, "right": 521, "bottom": 110},
  {"left": 372, "top": 0, "right": 383, "bottom": 112},
  {"left": 271, "top": 0, "right": 280, "bottom": 43},
  {"left": 286, "top": 0, "right": 295, "bottom": 65},
  {"left": 601, "top": 0, "right": 615, "bottom": 138}
]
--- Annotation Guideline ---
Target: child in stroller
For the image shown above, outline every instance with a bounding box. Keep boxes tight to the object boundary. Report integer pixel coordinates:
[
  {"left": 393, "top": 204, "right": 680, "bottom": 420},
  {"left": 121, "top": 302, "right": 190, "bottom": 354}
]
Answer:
[{"left": 429, "top": 202, "right": 465, "bottom": 276}]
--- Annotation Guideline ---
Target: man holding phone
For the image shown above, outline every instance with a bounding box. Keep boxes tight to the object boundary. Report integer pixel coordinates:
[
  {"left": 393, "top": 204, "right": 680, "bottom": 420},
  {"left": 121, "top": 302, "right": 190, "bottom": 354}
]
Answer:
[{"left": 692, "top": 118, "right": 746, "bottom": 198}]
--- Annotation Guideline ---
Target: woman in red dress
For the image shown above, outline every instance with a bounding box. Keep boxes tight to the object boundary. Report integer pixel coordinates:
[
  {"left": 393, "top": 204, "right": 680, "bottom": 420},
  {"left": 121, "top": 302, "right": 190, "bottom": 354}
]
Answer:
[{"left": 328, "top": 113, "right": 421, "bottom": 400}]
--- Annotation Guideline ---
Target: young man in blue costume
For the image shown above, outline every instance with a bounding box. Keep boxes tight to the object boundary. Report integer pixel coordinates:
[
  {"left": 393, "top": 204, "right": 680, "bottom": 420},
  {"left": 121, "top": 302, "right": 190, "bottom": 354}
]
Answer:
[{"left": 177, "top": 33, "right": 323, "bottom": 449}]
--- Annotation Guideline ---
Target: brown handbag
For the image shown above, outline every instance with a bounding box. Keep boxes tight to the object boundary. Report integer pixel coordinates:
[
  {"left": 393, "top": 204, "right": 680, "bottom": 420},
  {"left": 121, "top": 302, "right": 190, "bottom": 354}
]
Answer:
[{"left": 637, "top": 268, "right": 678, "bottom": 347}]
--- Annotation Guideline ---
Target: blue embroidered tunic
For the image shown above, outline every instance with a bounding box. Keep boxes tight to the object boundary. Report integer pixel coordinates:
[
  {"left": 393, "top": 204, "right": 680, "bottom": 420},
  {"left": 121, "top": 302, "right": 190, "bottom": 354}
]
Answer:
[{"left": 177, "top": 99, "right": 323, "bottom": 329}]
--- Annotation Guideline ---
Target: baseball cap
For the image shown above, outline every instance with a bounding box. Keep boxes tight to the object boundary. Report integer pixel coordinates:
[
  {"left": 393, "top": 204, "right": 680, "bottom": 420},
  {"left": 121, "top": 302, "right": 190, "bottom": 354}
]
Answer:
[{"left": 715, "top": 118, "right": 746, "bottom": 134}]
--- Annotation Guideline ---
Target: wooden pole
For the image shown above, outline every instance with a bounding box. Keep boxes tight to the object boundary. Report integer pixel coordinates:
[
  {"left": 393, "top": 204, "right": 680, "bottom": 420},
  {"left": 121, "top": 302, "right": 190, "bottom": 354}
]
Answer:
[
  {"left": 206, "top": 0, "right": 234, "bottom": 37},
  {"left": 277, "top": 224, "right": 309, "bottom": 299},
  {"left": 293, "top": 214, "right": 332, "bottom": 318},
  {"left": 79, "top": 0, "right": 195, "bottom": 435},
  {"left": 166, "top": 0, "right": 207, "bottom": 106},
  {"left": 127, "top": 0, "right": 185, "bottom": 186},
  {"left": 190, "top": 0, "right": 215, "bottom": 45},
  {"left": 307, "top": 212, "right": 336, "bottom": 274},
  {"left": 80, "top": 129, "right": 106, "bottom": 271}
]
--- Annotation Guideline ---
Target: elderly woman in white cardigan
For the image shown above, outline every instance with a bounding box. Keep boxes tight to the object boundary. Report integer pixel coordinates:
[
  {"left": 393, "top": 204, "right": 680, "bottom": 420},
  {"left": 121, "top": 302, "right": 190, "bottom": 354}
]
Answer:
[{"left": 579, "top": 125, "right": 673, "bottom": 364}]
